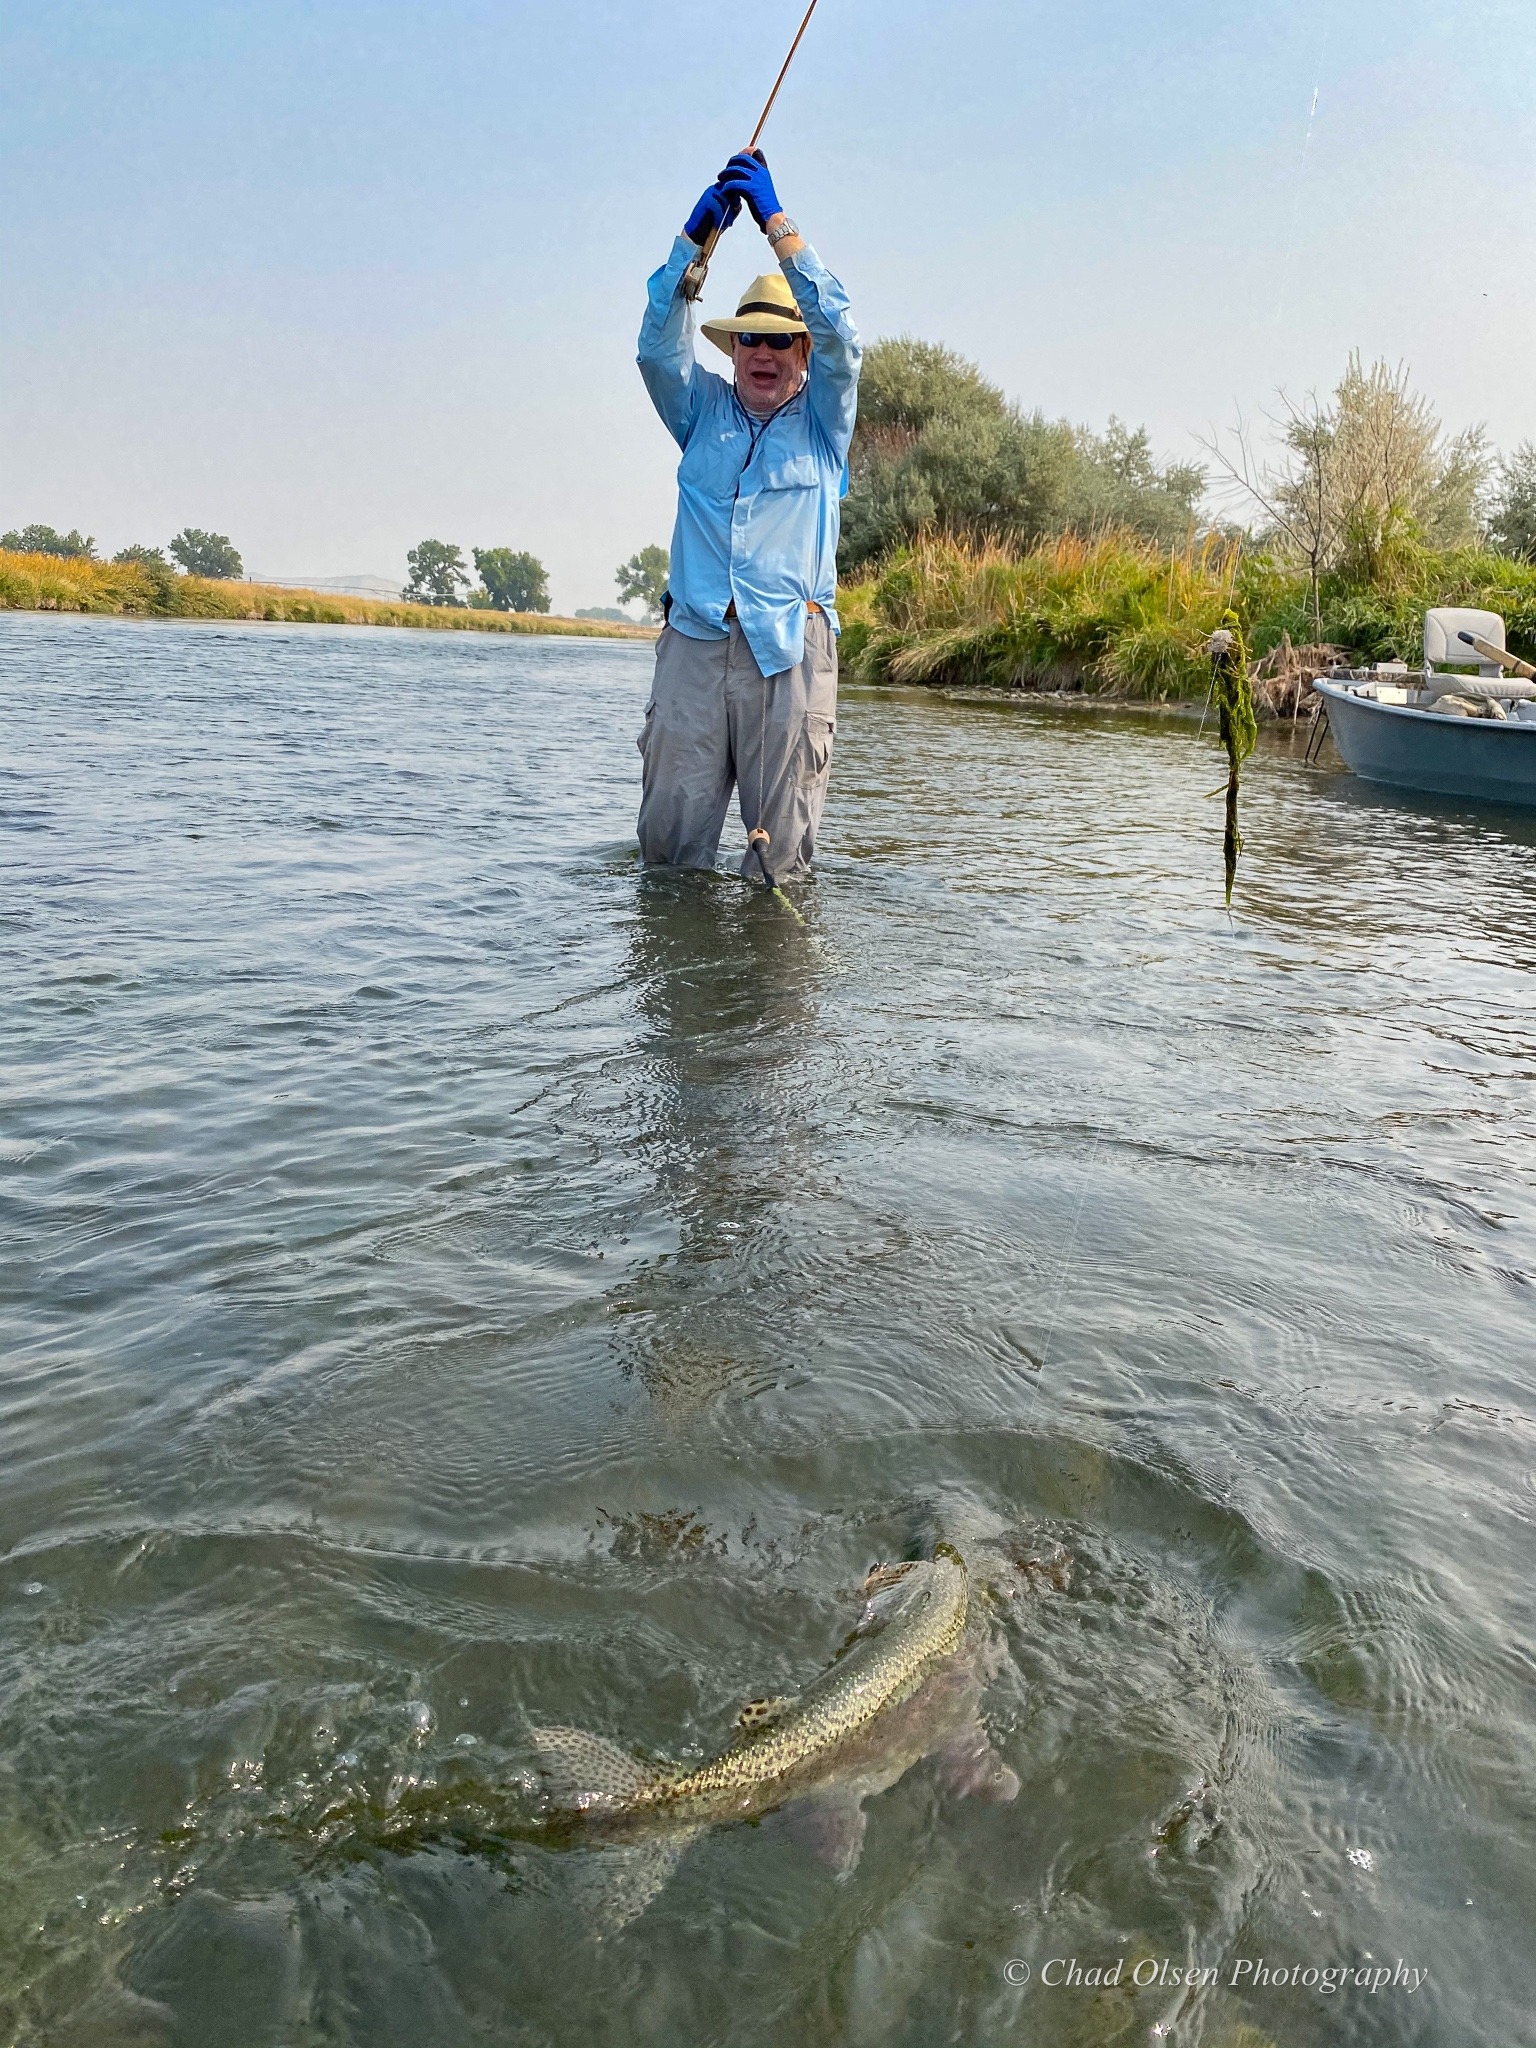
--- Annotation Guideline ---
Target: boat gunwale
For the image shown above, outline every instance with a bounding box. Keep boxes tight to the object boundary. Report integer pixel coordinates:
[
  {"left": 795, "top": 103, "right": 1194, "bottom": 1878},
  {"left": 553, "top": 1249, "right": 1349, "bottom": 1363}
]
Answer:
[{"left": 1312, "top": 676, "right": 1536, "bottom": 738}]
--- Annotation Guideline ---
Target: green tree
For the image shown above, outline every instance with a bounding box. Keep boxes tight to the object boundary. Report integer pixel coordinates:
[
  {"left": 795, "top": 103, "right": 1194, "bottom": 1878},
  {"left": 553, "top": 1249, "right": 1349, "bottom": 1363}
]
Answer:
[
  {"left": 473, "top": 546, "right": 549, "bottom": 613},
  {"left": 1061, "top": 419, "right": 1206, "bottom": 542},
  {"left": 1488, "top": 441, "right": 1536, "bottom": 562},
  {"left": 839, "top": 338, "right": 1202, "bottom": 574},
  {"left": 169, "top": 528, "right": 243, "bottom": 578},
  {"left": 1334, "top": 355, "right": 1488, "bottom": 553},
  {"left": 615, "top": 544, "right": 670, "bottom": 621},
  {"left": 1203, "top": 354, "right": 1494, "bottom": 635},
  {"left": 404, "top": 539, "right": 469, "bottom": 607},
  {"left": 113, "top": 543, "right": 170, "bottom": 568},
  {"left": 1, "top": 524, "right": 96, "bottom": 559}
]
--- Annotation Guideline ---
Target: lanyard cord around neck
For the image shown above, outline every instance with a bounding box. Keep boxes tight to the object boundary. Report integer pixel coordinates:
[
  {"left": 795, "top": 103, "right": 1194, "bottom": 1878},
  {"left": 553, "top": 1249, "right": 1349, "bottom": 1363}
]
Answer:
[{"left": 730, "top": 380, "right": 806, "bottom": 488}]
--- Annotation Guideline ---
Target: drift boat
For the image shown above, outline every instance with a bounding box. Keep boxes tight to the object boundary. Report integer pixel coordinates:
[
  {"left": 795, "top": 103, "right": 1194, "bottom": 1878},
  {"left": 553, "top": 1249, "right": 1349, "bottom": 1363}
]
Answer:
[{"left": 1314, "top": 607, "right": 1536, "bottom": 809}]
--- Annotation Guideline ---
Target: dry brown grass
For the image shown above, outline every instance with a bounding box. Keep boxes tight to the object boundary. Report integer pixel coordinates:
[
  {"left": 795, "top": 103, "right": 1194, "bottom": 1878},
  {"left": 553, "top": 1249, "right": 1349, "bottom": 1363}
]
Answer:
[
  {"left": 0, "top": 552, "right": 657, "bottom": 641},
  {"left": 845, "top": 530, "right": 1244, "bottom": 699},
  {"left": 1248, "top": 634, "right": 1350, "bottom": 719}
]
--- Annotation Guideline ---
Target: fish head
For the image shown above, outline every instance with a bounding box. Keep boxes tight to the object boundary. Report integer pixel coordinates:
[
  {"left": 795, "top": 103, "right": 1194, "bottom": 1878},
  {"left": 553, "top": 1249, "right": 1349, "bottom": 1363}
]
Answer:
[
  {"left": 862, "top": 1542, "right": 966, "bottom": 1590},
  {"left": 850, "top": 1562, "right": 935, "bottom": 1644},
  {"left": 860, "top": 1559, "right": 918, "bottom": 1598},
  {"left": 839, "top": 1549, "right": 969, "bottom": 1678}
]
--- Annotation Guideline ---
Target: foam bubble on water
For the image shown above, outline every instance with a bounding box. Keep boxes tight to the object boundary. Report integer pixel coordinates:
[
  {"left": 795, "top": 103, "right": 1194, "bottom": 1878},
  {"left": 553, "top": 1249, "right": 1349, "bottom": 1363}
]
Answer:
[
  {"left": 1347, "top": 1847, "right": 1375, "bottom": 1870},
  {"left": 21, "top": 1582, "right": 44, "bottom": 1597}
]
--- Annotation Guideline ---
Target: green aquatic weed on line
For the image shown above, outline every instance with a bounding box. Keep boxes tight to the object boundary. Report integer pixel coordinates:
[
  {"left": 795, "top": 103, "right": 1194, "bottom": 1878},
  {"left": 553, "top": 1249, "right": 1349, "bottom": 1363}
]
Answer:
[{"left": 1209, "top": 611, "right": 1258, "bottom": 904}]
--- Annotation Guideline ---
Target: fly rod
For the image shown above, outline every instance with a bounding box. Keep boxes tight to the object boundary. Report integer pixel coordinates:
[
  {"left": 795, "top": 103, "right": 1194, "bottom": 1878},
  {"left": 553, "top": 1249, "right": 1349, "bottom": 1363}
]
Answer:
[
  {"left": 681, "top": 0, "right": 823, "bottom": 302},
  {"left": 1458, "top": 629, "right": 1536, "bottom": 682}
]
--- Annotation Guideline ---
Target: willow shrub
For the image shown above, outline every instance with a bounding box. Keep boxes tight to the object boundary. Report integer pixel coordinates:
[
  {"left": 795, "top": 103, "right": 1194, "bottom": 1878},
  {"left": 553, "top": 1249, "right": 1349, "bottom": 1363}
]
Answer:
[{"left": 841, "top": 534, "right": 1536, "bottom": 700}]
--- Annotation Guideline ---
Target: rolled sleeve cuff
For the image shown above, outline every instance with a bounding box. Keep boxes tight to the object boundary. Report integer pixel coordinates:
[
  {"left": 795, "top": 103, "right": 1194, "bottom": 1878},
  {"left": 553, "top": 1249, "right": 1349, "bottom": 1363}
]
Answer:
[
  {"left": 663, "top": 233, "right": 701, "bottom": 284},
  {"left": 640, "top": 236, "right": 705, "bottom": 346},
  {"left": 780, "top": 245, "right": 856, "bottom": 341}
]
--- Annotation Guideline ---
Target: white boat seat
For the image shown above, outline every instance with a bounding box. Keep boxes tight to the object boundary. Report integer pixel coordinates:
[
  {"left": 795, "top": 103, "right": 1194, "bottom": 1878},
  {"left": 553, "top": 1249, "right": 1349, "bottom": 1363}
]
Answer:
[
  {"left": 1424, "top": 606, "right": 1505, "bottom": 676},
  {"left": 1421, "top": 606, "right": 1535, "bottom": 698}
]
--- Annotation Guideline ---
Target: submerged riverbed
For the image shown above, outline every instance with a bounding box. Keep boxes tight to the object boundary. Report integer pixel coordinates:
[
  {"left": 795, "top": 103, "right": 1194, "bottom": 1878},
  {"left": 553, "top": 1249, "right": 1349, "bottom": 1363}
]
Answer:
[{"left": 2, "top": 613, "right": 1533, "bottom": 2048}]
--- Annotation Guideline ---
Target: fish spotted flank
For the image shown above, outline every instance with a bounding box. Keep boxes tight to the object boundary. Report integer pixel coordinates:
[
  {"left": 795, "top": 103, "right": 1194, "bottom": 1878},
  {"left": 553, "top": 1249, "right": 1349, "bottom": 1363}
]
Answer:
[{"left": 529, "top": 1544, "right": 1018, "bottom": 1921}]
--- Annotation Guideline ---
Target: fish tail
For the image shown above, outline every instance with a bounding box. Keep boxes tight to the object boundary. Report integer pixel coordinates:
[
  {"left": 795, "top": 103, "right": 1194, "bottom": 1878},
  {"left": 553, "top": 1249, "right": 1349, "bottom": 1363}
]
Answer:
[{"left": 530, "top": 1725, "right": 652, "bottom": 1812}]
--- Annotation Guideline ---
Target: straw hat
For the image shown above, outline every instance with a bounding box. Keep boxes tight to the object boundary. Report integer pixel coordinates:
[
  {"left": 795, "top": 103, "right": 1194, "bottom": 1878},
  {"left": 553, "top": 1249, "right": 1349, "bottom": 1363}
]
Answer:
[{"left": 700, "top": 271, "right": 810, "bottom": 358}]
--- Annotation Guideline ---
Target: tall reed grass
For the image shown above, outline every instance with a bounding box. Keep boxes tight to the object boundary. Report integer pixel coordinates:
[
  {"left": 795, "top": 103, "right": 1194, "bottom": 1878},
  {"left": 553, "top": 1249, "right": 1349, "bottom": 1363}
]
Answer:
[
  {"left": 838, "top": 531, "right": 1536, "bottom": 709},
  {"left": 841, "top": 531, "right": 1241, "bottom": 700},
  {"left": 0, "top": 551, "right": 655, "bottom": 641}
]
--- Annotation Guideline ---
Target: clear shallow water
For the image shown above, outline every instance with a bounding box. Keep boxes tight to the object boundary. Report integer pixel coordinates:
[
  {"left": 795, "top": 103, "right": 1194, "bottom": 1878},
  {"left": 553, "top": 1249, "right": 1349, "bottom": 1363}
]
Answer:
[{"left": 2, "top": 611, "right": 1533, "bottom": 2048}]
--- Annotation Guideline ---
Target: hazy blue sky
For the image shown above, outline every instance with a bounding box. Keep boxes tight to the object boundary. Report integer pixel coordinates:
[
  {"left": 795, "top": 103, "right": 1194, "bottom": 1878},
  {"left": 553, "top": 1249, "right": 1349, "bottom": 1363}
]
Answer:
[{"left": 3, "top": 0, "right": 1532, "bottom": 611}]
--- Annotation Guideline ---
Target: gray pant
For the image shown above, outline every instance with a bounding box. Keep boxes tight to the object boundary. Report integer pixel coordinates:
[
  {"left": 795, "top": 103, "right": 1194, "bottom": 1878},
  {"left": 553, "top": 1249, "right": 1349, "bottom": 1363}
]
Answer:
[{"left": 636, "top": 615, "right": 837, "bottom": 881}]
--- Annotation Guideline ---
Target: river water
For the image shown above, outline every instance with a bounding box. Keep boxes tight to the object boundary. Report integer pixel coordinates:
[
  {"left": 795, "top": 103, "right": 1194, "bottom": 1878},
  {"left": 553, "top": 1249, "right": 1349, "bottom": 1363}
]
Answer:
[{"left": 2, "top": 612, "right": 1533, "bottom": 2048}]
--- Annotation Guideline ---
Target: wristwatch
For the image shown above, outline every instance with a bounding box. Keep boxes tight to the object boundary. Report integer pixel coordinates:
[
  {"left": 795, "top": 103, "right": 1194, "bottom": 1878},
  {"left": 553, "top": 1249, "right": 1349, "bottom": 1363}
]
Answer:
[{"left": 766, "top": 217, "right": 799, "bottom": 248}]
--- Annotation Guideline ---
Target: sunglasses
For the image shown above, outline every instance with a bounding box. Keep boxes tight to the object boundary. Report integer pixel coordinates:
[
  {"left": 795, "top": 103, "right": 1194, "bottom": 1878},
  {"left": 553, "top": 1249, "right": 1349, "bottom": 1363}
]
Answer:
[{"left": 735, "top": 331, "right": 798, "bottom": 351}]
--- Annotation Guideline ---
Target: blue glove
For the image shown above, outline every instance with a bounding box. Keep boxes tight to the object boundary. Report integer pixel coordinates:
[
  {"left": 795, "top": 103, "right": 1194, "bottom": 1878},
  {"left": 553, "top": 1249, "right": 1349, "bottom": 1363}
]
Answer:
[
  {"left": 684, "top": 179, "right": 742, "bottom": 246},
  {"left": 718, "top": 149, "right": 782, "bottom": 230}
]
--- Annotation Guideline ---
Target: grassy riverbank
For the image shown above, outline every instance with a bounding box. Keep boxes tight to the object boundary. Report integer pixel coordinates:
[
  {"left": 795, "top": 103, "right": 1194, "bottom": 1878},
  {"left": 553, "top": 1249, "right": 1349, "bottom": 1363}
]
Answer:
[
  {"left": 0, "top": 550, "right": 657, "bottom": 640},
  {"left": 838, "top": 532, "right": 1536, "bottom": 712}
]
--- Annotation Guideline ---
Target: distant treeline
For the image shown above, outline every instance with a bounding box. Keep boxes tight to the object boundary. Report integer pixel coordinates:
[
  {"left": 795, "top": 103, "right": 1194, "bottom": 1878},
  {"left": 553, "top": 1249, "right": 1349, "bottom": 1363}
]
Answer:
[
  {"left": 1, "top": 524, "right": 244, "bottom": 578},
  {"left": 404, "top": 541, "right": 549, "bottom": 613},
  {"left": 404, "top": 540, "right": 670, "bottom": 623},
  {"left": 0, "top": 551, "right": 655, "bottom": 640},
  {"left": 0, "top": 520, "right": 671, "bottom": 622}
]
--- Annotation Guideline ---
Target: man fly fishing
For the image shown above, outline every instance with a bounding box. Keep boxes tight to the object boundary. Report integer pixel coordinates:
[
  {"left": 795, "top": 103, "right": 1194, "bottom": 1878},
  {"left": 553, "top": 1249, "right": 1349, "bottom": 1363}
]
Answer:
[{"left": 635, "top": 145, "right": 861, "bottom": 889}]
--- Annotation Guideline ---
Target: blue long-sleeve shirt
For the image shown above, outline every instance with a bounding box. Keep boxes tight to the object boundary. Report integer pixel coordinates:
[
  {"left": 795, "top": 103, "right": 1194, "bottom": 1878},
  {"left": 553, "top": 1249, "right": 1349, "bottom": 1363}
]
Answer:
[{"left": 638, "top": 234, "right": 861, "bottom": 677}]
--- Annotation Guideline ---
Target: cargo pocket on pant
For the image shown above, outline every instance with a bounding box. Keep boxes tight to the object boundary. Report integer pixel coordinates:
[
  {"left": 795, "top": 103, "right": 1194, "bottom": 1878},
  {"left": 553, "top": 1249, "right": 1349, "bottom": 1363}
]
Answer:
[
  {"left": 637, "top": 702, "right": 656, "bottom": 757},
  {"left": 805, "top": 713, "right": 835, "bottom": 775}
]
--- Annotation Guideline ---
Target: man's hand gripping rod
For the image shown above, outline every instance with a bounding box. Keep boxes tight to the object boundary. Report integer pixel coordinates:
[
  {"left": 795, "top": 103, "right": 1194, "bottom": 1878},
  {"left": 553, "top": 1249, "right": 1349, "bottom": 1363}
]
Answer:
[{"left": 681, "top": 0, "right": 822, "bottom": 303}]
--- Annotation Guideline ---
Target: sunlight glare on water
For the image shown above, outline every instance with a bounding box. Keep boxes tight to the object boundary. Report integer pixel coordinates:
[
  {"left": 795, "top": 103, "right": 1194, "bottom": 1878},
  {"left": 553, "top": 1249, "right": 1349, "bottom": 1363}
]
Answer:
[{"left": 2, "top": 613, "right": 1534, "bottom": 2047}]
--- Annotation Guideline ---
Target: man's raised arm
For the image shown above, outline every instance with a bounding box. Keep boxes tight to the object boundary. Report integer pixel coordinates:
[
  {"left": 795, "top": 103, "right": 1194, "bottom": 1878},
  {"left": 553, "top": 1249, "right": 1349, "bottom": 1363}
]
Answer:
[
  {"left": 779, "top": 233, "right": 860, "bottom": 462},
  {"left": 715, "top": 153, "right": 860, "bottom": 461},
  {"left": 637, "top": 179, "right": 741, "bottom": 450}
]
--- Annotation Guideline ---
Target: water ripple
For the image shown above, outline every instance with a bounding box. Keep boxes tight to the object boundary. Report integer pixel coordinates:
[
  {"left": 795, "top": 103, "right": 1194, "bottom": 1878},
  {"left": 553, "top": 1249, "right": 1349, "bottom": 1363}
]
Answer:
[{"left": 2, "top": 618, "right": 1533, "bottom": 2046}]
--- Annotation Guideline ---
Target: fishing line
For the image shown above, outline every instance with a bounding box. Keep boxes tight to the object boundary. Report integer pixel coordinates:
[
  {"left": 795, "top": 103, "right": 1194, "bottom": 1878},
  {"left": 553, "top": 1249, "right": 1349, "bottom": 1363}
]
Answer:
[
  {"left": 744, "top": 665, "right": 805, "bottom": 924},
  {"left": 748, "top": 668, "right": 778, "bottom": 889},
  {"left": 728, "top": 389, "right": 808, "bottom": 925},
  {"left": 1275, "top": 21, "right": 1330, "bottom": 326},
  {"left": 1019, "top": 1108, "right": 1107, "bottom": 1423},
  {"left": 757, "top": 667, "right": 771, "bottom": 876},
  {"left": 1196, "top": 671, "right": 1217, "bottom": 742}
]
